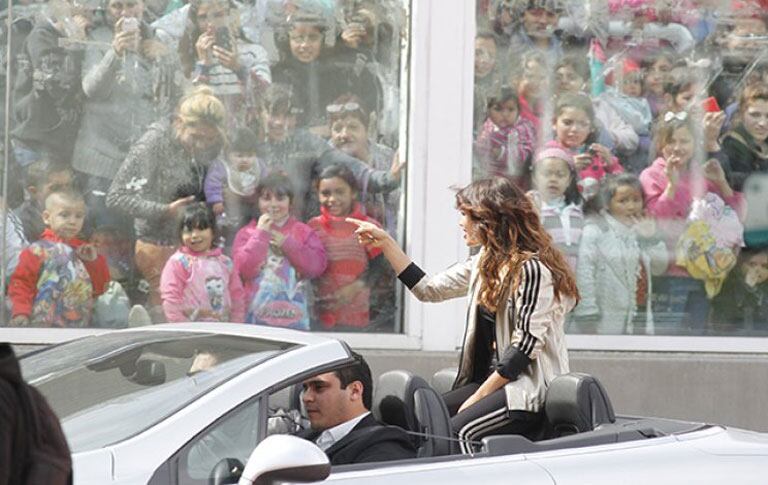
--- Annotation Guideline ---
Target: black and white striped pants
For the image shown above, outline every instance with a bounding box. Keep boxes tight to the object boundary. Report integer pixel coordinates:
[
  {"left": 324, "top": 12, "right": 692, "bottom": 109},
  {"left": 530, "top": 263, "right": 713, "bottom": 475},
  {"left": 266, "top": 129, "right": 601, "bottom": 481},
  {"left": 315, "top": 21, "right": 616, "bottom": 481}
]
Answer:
[{"left": 444, "top": 384, "right": 542, "bottom": 454}]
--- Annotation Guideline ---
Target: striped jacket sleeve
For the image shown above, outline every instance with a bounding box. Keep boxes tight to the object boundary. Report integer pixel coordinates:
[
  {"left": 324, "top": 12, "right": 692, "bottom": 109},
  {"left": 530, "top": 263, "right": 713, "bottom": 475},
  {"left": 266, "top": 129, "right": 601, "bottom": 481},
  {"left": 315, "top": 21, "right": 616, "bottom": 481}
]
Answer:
[
  {"left": 496, "top": 259, "right": 557, "bottom": 379},
  {"left": 397, "top": 255, "right": 476, "bottom": 303}
]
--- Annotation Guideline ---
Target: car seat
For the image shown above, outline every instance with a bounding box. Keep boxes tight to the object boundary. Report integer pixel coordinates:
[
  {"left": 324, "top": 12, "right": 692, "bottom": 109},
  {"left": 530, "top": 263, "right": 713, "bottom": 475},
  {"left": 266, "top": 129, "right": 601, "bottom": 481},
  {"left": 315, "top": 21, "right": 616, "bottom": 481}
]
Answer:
[
  {"left": 373, "top": 370, "right": 457, "bottom": 457},
  {"left": 543, "top": 372, "right": 616, "bottom": 438}
]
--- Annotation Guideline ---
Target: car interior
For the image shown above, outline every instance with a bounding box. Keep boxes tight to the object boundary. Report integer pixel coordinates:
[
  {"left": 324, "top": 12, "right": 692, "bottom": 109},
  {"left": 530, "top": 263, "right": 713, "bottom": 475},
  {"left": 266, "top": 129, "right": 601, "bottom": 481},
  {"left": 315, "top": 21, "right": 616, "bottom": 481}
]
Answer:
[{"left": 269, "top": 366, "right": 712, "bottom": 470}]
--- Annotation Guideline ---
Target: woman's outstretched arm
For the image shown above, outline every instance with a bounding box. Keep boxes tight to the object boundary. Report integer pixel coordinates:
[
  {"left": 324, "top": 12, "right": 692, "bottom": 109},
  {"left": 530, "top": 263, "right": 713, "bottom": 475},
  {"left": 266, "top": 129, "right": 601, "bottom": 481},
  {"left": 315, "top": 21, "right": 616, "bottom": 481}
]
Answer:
[{"left": 346, "top": 218, "right": 412, "bottom": 274}]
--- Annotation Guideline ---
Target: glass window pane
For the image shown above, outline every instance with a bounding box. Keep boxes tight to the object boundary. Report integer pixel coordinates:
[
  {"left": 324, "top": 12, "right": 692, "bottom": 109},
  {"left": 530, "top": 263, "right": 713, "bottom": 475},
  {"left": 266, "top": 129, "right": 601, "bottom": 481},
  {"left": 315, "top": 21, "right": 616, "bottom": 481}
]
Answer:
[
  {"left": 473, "top": 0, "right": 768, "bottom": 337},
  {"left": 1, "top": 0, "right": 409, "bottom": 333}
]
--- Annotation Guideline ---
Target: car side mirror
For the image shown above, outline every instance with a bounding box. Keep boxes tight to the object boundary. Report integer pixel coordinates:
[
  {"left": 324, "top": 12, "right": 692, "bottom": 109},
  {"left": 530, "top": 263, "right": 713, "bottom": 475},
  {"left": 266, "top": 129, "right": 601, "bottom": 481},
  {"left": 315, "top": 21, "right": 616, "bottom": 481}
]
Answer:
[{"left": 238, "top": 434, "right": 330, "bottom": 485}]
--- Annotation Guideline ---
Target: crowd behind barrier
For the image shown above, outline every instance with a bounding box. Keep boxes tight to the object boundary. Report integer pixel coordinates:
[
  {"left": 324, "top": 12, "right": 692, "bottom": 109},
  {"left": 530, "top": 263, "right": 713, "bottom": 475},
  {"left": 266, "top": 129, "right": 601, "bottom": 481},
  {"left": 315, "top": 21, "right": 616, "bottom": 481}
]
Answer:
[
  {"left": 474, "top": 0, "right": 768, "bottom": 336},
  {"left": 0, "top": 0, "right": 767, "bottom": 336},
  {"left": 0, "top": 0, "right": 404, "bottom": 331}
]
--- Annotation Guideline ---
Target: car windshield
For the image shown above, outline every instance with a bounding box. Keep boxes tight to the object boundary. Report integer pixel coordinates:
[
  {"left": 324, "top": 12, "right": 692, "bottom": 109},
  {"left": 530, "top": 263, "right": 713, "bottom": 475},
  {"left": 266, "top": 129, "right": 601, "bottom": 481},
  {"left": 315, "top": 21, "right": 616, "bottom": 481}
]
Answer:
[{"left": 20, "top": 330, "right": 296, "bottom": 453}]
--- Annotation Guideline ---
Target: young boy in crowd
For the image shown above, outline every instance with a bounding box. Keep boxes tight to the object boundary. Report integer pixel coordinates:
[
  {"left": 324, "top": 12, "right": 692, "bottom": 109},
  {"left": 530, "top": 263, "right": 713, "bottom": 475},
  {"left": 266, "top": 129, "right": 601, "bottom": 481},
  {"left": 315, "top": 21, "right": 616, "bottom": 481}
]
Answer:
[
  {"left": 13, "top": 159, "right": 75, "bottom": 242},
  {"left": 8, "top": 189, "right": 110, "bottom": 327},
  {"left": 204, "top": 127, "right": 265, "bottom": 242}
]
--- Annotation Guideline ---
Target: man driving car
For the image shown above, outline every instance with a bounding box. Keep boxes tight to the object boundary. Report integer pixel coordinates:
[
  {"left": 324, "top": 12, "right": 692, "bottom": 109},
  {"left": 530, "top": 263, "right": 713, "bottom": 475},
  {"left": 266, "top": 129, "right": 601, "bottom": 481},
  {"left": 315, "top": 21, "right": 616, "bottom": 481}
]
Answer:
[{"left": 300, "top": 352, "right": 416, "bottom": 465}]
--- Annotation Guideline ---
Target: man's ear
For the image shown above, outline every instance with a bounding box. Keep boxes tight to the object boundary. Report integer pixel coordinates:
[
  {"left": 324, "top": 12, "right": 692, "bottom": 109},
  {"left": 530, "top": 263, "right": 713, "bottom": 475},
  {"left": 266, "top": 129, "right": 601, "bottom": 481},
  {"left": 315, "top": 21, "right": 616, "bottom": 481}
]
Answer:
[
  {"left": 348, "top": 380, "right": 364, "bottom": 402},
  {"left": 42, "top": 209, "right": 51, "bottom": 226}
]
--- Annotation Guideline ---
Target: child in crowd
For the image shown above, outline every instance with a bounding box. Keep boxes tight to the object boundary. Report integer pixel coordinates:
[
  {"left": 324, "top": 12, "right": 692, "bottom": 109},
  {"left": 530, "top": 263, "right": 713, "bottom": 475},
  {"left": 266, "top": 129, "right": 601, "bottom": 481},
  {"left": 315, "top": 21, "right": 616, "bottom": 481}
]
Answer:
[
  {"left": 160, "top": 203, "right": 244, "bottom": 323},
  {"left": 232, "top": 173, "right": 326, "bottom": 329},
  {"left": 710, "top": 248, "right": 768, "bottom": 334},
  {"left": 602, "top": 58, "right": 653, "bottom": 140},
  {"left": 575, "top": 174, "right": 668, "bottom": 334},
  {"left": 204, "top": 127, "right": 265, "bottom": 240},
  {"left": 640, "top": 51, "right": 676, "bottom": 118},
  {"left": 527, "top": 147, "right": 584, "bottom": 270},
  {"left": 8, "top": 189, "right": 110, "bottom": 327},
  {"left": 474, "top": 86, "right": 536, "bottom": 188},
  {"left": 513, "top": 50, "right": 549, "bottom": 136},
  {"left": 600, "top": 58, "right": 654, "bottom": 173},
  {"left": 640, "top": 113, "right": 743, "bottom": 333},
  {"left": 547, "top": 93, "right": 623, "bottom": 199},
  {"left": 308, "top": 164, "right": 384, "bottom": 331},
  {"left": 661, "top": 68, "right": 701, "bottom": 115},
  {"left": 554, "top": 55, "right": 634, "bottom": 155},
  {"left": 14, "top": 159, "right": 74, "bottom": 242}
]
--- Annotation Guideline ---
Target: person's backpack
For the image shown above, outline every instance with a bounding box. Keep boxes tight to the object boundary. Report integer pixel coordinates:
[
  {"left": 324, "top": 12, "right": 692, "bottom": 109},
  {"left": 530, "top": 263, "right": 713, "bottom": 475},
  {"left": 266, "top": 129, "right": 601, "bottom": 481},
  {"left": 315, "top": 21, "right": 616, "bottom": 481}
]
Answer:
[{"left": 0, "top": 343, "right": 72, "bottom": 484}]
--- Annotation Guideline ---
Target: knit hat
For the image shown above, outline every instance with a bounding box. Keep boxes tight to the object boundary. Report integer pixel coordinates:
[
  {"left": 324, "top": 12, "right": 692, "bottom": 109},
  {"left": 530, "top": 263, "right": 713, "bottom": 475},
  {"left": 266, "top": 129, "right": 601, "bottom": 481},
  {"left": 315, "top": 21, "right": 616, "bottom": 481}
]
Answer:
[{"left": 535, "top": 147, "right": 575, "bottom": 168}]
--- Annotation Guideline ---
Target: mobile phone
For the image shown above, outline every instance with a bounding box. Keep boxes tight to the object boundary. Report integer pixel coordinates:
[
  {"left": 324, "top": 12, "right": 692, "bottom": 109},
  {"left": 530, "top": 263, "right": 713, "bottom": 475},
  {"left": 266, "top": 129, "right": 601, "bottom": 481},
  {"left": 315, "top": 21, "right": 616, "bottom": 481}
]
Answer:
[
  {"left": 122, "top": 17, "right": 139, "bottom": 33},
  {"left": 214, "top": 26, "right": 232, "bottom": 52},
  {"left": 702, "top": 96, "right": 721, "bottom": 113}
]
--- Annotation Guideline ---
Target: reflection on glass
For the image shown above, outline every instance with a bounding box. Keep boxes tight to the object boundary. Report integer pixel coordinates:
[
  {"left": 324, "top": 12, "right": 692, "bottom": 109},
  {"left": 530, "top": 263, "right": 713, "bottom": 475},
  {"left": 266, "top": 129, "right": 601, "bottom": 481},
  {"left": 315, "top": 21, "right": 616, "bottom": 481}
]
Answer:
[
  {"left": 474, "top": 0, "right": 768, "bottom": 336},
  {"left": 1, "top": 0, "right": 408, "bottom": 333},
  {"left": 20, "top": 330, "right": 295, "bottom": 452}
]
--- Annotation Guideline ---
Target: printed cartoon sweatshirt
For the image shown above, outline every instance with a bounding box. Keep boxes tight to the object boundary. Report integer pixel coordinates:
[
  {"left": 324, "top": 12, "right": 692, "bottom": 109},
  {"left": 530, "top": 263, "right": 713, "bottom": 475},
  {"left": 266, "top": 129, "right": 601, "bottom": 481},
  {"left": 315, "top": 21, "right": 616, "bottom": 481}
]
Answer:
[
  {"left": 8, "top": 229, "right": 110, "bottom": 327},
  {"left": 232, "top": 216, "right": 327, "bottom": 304},
  {"left": 160, "top": 246, "right": 245, "bottom": 323}
]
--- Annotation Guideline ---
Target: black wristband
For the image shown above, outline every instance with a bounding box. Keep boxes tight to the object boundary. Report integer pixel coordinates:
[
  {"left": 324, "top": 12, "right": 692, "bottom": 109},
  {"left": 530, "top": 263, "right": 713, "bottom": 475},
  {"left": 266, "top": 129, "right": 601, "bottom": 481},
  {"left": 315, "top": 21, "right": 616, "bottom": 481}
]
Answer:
[
  {"left": 397, "top": 262, "right": 426, "bottom": 289},
  {"left": 495, "top": 346, "right": 533, "bottom": 380}
]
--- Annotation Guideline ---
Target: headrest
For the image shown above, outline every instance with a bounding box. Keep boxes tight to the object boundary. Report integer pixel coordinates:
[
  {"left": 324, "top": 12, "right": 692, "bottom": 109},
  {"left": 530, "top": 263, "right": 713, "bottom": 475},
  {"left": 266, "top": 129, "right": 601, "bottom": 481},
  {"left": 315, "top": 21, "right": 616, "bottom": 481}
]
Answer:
[
  {"left": 372, "top": 370, "right": 430, "bottom": 432},
  {"left": 545, "top": 373, "right": 616, "bottom": 436}
]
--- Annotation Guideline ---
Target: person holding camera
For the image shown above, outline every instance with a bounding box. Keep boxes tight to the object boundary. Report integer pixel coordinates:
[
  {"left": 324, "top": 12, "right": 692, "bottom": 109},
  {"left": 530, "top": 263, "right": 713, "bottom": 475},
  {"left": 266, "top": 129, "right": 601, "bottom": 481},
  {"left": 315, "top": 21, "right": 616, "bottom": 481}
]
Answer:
[
  {"left": 72, "top": 0, "right": 183, "bottom": 230},
  {"left": 178, "top": 0, "right": 271, "bottom": 131}
]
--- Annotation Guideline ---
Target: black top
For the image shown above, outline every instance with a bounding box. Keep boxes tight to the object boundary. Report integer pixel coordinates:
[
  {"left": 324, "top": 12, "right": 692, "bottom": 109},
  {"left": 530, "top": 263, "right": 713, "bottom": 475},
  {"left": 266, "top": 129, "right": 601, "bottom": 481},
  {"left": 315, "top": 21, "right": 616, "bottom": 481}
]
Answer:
[{"left": 472, "top": 306, "right": 497, "bottom": 384}]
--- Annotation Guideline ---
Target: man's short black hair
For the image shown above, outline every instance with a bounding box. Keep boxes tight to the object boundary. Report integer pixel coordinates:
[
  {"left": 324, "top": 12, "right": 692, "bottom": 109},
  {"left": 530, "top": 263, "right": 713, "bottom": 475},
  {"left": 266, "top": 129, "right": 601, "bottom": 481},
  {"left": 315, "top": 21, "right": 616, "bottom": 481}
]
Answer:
[{"left": 334, "top": 351, "right": 373, "bottom": 410}]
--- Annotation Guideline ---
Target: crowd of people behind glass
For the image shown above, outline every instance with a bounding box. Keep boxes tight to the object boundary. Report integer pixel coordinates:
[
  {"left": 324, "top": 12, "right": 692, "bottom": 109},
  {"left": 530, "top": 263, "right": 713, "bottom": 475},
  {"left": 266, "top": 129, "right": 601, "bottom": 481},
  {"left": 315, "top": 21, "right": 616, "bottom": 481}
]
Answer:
[
  {"left": 0, "top": 0, "right": 404, "bottom": 331},
  {"left": 2, "top": 0, "right": 768, "bottom": 336},
  {"left": 473, "top": 0, "right": 768, "bottom": 336}
]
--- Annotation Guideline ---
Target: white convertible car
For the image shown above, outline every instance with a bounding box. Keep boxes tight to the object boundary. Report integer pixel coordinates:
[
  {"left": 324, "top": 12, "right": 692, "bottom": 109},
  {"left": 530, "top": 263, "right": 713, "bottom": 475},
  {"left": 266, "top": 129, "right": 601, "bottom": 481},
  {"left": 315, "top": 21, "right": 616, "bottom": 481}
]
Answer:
[{"left": 19, "top": 323, "right": 768, "bottom": 484}]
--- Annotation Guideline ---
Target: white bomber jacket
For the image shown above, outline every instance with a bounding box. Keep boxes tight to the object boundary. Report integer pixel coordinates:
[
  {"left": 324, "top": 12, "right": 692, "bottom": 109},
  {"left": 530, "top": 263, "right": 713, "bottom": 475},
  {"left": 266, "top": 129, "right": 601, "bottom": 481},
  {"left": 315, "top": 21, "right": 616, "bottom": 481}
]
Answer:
[{"left": 399, "top": 252, "right": 575, "bottom": 412}]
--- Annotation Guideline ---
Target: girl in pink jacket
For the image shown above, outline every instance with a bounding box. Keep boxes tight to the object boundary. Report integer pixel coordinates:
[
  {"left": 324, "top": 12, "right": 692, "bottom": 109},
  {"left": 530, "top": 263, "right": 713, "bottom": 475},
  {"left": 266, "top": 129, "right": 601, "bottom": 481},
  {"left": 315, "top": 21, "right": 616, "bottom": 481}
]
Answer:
[
  {"left": 160, "top": 203, "right": 245, "bottom": 323},
  {"left": 232, "top": 173, "right": 327, "bottom": 329},
  {"left": 639, "top": 112, "right": 745, "bottom": 333}
]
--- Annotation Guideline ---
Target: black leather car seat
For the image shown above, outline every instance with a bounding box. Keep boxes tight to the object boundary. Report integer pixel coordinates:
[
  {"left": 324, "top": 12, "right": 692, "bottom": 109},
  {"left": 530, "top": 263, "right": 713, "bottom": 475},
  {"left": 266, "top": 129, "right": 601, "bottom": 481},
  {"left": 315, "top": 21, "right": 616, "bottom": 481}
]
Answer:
[
  {"left": 544, "top": 372, "right": 616, "bottom": 438},
  {"left": 373, "top": 370, "right": 456, "bottom": 456}
]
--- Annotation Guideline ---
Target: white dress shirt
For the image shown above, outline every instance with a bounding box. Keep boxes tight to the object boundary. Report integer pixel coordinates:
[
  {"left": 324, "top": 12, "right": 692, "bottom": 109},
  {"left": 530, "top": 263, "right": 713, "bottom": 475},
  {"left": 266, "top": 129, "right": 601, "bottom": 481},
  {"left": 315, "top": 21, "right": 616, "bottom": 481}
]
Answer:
[{"left": 314, "top": 412, "right": 371, "bottom": 451}]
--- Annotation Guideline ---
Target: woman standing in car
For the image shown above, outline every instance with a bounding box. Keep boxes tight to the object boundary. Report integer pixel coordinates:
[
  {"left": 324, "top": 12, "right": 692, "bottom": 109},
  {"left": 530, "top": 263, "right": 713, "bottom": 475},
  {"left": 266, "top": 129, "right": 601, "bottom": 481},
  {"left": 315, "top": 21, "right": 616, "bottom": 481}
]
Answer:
[{"left": 350, "top": 176, "right": 578, "bottom": 453}]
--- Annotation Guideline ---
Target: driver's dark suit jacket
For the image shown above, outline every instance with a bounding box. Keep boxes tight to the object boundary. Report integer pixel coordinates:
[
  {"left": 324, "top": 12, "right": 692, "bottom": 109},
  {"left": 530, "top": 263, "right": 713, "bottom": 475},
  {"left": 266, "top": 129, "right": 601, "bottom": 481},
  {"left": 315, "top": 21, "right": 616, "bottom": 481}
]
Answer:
[{"left": 302, "top": 414, "right": 416, "bottom": 466}]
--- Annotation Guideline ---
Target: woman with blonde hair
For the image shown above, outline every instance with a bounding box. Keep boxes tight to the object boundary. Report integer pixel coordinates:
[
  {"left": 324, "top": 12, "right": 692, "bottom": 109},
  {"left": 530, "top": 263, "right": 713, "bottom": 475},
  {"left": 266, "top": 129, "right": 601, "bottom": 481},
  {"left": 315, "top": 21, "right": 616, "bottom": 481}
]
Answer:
[
  {"left": 350, "top": 176, "right": 579, "bottom": 453},
  {"left": 107, "top": 87, "right": 227, "bottom": 320}
]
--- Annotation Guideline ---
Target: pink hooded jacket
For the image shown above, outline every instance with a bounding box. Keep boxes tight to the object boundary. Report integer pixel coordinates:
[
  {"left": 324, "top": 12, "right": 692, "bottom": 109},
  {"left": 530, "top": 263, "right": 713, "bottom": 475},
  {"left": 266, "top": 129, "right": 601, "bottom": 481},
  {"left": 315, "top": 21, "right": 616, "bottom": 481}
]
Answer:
[{"left": 160, "top": 246, "right": 245, "bottom": 323}]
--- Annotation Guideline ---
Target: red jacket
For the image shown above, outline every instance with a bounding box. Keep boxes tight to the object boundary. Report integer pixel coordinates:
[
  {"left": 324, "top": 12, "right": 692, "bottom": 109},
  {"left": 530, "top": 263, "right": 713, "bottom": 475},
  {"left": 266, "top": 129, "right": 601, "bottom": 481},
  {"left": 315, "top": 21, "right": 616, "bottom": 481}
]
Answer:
[
  {"left": 308, "top": 204, "right": 382, "bottom": 329},
  {"left": 9, "top": 229, "right": 110, "bottom": 326}
]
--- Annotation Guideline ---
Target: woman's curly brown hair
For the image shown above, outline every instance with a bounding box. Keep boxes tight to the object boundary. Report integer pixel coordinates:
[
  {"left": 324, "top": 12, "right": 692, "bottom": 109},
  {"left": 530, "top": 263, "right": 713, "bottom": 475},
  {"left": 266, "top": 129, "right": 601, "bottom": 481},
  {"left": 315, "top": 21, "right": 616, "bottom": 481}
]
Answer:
[{"left": 456, "top": 176, "right": 579, "bottom": 311}]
